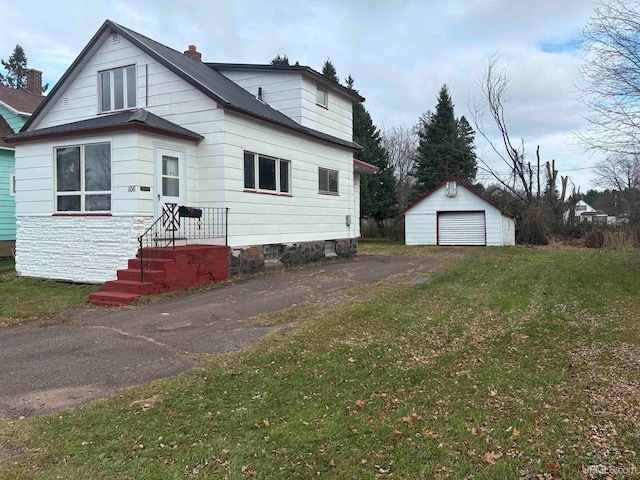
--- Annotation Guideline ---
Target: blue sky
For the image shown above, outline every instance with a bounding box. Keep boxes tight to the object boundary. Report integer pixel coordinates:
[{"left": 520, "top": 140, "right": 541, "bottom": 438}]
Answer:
[{"left": 0, "top": 0, "right": 604, "bottom": 191}]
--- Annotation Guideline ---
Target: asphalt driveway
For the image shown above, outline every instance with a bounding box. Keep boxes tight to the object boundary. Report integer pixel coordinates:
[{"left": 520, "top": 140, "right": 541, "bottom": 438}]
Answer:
[{"left": 0, "top": 253, "right": 456, "bottom": 418}]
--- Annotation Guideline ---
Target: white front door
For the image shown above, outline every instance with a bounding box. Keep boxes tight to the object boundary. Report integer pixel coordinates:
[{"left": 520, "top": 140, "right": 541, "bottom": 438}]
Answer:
[{"left": 155, "top": 148, "right": 186, "bottom": 238}]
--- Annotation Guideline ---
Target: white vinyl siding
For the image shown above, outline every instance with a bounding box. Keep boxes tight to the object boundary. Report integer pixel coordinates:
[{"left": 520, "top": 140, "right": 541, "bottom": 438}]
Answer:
[
  {"left": 216, "top": 69, "right": 353, "bottom": 142},
  {"left": 438, "top": 212, "right": 486, "bottom": 246},
  {"left": 222, "top": 110, "right": 356, "bottom": 246}
]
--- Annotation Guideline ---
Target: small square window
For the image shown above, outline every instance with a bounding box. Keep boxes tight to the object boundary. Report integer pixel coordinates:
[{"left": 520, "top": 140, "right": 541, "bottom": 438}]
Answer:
[
  {"left": 316, "top": 87, "right": 328, "bottom": 108},
  {"left": 319, "top": 167, "right": 338, "bottom": 194},
  {"left": 9, "top": 172, "right": 15, "bottom": 196}
]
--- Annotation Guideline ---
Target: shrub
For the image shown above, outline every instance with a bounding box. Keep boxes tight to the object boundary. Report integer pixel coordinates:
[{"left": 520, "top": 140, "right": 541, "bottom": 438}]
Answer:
[{"left": 584, "top": 228, "right": 605, "bottom": 248}]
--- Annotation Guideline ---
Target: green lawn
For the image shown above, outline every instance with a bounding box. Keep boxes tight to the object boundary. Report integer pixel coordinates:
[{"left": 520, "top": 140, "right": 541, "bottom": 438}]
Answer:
[
  {"left": 1, "top": 246, "right": 639, "bottom": 479},
  {"left": 0, "top": 257, "right": 102, "bottom": 327}
]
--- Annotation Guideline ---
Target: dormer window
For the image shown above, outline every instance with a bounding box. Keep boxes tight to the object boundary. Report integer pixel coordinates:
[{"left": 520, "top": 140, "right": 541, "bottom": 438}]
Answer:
[
  {"left": 316, "top": 87, "right": 328, "bottom": 108},
  {"left": 99, "top": 65, "right": 136, "bottom": 113}
]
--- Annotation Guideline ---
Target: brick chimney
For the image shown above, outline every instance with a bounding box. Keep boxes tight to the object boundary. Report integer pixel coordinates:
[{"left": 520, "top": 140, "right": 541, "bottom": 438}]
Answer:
[
  {"left": 183, "top": 45, "right": 202, "bottom": 62},
  {"left": 26, "top": 69, "right": 42, "bottom": 95}
]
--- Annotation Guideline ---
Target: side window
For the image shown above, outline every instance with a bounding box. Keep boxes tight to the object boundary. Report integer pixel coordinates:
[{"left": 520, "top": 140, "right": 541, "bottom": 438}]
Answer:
[
  {"left": 99, "top": 65, "right": 136, "bottom": 113},
  {"left": 243, "top": 151, "right": 290, "bottom": 195},
  {"left": 316, "top": 87, "right": 328, "bottom": 108},
  {"left": 318, "top": 167, "right": 338, "bottom": 194}
]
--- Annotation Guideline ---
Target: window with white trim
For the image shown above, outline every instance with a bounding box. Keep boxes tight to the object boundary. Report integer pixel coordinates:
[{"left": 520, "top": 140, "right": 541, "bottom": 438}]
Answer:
[
  {"left": 316, "top": 87, "right": 328, "bottom": 108},
  {"left": 318, "top": 167, "right": 338, "bottom": 194},
  {"left": 55, "top": 143, "right": 111, "bottom": 212},
  {"left": 99, "top": 65, "right": 136, "bottom": 112},
  {"left": 8, "top": 172, "right": 15, "bottom": 196},
  {"left": 244, "top": 152, "right": 290, "bottom": 194}
]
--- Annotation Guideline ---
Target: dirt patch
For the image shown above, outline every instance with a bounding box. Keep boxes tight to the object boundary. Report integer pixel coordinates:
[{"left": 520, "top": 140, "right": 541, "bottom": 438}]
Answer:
[
  {"left": 0, "top": 441, "right": 21, "bottom": 464},
  {"left": 3, "top": 386, "right": 112, "bottom": 417}
]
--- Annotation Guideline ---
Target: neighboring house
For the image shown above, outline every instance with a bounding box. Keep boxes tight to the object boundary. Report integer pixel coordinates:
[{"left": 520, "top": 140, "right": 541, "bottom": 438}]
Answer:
[
  {"left": 0, "top": 77, "right": 45, "bottom": 257},
  {"left": 403, "top": 178, "right": 516, "bottom": 246},
  {"left": 569, "top": 199, "right": 616, "bottom": 224},
  {"left": 5, "top": 20, "right": 377, "bottom": 283}
]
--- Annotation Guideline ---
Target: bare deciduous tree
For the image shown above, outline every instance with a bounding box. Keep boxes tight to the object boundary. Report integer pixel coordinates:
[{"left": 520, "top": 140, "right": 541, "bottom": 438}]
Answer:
[
  {"left": 593, "top": 152, "right": 640, "bottom": 191},
  {"left": 593, "top": 151, "right": 640, "bottom": 222},
  {"left": 380, "top": 124, "right": 418, "bottom": 210},
  {"left": 578, "top": 0, "right": 640, "bottom": 155},
  {"left": 470, "top": 54, "right": 574, "bottom": 242},
  {"left": 470, "top": 53, "right": 536, "bottom": 205}
]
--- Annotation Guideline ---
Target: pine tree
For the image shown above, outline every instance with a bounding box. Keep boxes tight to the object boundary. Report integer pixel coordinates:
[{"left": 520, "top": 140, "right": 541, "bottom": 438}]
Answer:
[
  {"left": 270, "top": 54, "right": 290, "bottom": 65},
  {"left": 270, "top": 54, "right": 299, "bottom": 66},
  {"left": 347, "top": 76, "right": 397, "bottom": 226},
  {"left": 0, "top": 44, "right": 28, "bottom": 89},
  {"left": 322, "top": 58, "right": 339, "bottom": 83},
  {"left": 413, "top": 84, "right": 477, "bottom": 196}
]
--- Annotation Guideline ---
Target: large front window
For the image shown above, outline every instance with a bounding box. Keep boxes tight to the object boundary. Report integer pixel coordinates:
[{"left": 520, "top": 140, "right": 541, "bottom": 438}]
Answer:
[
  {"left": 99, "top": 65, "right": 136, "bottom": 112},
  {"left": 56, "top": 143, "right": 111, "bottom": 212},
  {"left": 244, "top": 152, "right": 290, "bottom": 194}
]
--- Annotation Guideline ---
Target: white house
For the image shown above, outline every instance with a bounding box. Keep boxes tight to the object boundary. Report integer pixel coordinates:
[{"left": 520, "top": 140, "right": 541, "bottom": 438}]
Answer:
[
  {"left": 6, "top": 20, "right": 377, "bottom": 285},
  {"left": 403, "top": 178, "right": 515, "bottom": 246}
]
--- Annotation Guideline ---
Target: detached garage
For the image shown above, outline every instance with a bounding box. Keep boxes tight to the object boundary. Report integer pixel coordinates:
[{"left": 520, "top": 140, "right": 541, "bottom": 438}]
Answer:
[{"left": 403, "top": 178, "right": 515, "bottom": 246}]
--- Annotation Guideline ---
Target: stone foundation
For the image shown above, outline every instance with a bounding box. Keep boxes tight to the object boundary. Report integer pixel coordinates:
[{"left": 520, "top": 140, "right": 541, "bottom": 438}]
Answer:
[{"left": 229, "top": 238, "right": 358, "bottom": 276}]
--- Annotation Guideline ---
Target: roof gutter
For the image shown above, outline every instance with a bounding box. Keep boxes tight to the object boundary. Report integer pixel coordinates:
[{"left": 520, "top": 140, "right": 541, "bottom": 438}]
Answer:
[
  {"left": 0, "top": 99, "right": 32, "bottom": 117},
  {"left": 4, "top": 123, "right": 203, "bottom": 146}
]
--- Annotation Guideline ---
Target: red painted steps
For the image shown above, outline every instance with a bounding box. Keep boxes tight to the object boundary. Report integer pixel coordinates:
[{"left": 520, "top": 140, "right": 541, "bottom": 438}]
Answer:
[
  {"left": 88, "top": 245, "right": 230, "bottom": 306},
  {"left": 87, "top": 291, "right": 142, "bottom": 306}
]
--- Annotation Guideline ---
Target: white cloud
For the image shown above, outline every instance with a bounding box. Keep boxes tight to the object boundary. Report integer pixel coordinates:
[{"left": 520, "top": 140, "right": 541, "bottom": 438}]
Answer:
[{"left": 0, "top": 0, "right": 607, "bottom": 190}]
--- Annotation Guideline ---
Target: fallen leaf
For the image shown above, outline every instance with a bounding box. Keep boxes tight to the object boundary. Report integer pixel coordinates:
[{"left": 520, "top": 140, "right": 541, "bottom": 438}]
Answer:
[
  {"left": 263, "top": 419, "right": 269, "bottom": 427},
  {"left": 483, "top": 451, "right": 500, "bottom": 464},
  {"left": 400, "top": 416, "right": 416, "bottom": 425},
  {"left": 548, "top": 460, "right": 561, "bottom": 471},
  {"left": 348, "top": 357, "right": 356, "bottom": 363}
]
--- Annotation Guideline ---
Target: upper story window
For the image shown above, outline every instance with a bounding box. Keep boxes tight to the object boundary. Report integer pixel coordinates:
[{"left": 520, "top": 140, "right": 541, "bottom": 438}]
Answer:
[
  {"left": 99, "top": 65, "right": 136, "bottom": 113},
  {"left": 318, "top": 167, "right": 338, "bottom": 194},
  {"left": 55, "top": 142, "right": 111, "bottom": 212},
  {"left": 244, "top": 152, "right": 290, "bottom": 195},
  {"left": 316, "top": 87, "right": 328, "bottom": 108}
]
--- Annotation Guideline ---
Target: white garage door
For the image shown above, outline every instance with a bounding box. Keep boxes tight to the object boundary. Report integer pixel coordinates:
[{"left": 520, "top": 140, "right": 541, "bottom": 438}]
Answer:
[{"left": 438, "top": 211, "right": 486, "bottom": 246}]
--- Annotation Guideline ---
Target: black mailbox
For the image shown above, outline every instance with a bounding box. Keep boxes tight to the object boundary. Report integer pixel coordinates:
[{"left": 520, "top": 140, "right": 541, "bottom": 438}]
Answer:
[{"left": 178, "top": 206, "right": 202, "bottom": 218}]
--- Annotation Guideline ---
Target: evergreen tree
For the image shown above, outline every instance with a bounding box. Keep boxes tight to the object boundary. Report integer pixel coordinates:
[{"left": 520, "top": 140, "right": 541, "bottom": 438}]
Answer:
[
  {"left": 270, "top": 54, "right": 290, "bottom": 65},
  {"left": 347, "top": 76, "right": 397, "bottom": 226},
  {"left": 413, "top": 84, "right": 477, "bottom": 196},
  {"left": 270, "top": 54, "right": 299, "bottom": 66},
  {"left": 0, "top": 44, "right": 28, "bottom": 89},
  {"left": 322, "top": 58, "right": 339, "bottom": 83}
]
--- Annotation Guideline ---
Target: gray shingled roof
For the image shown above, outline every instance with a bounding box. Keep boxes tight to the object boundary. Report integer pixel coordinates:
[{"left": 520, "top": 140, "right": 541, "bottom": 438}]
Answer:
[
  {"left": 4, "top": 109, "right": 203, "bottom": 143},
  {"left": 20, "top": 20, "right": 361, "bottom": 152}
]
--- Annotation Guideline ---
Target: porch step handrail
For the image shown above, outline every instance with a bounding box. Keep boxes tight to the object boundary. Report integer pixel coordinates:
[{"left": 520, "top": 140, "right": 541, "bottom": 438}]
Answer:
[{"left": 138, "top": 204, "right": 228, "bottom": 283}]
